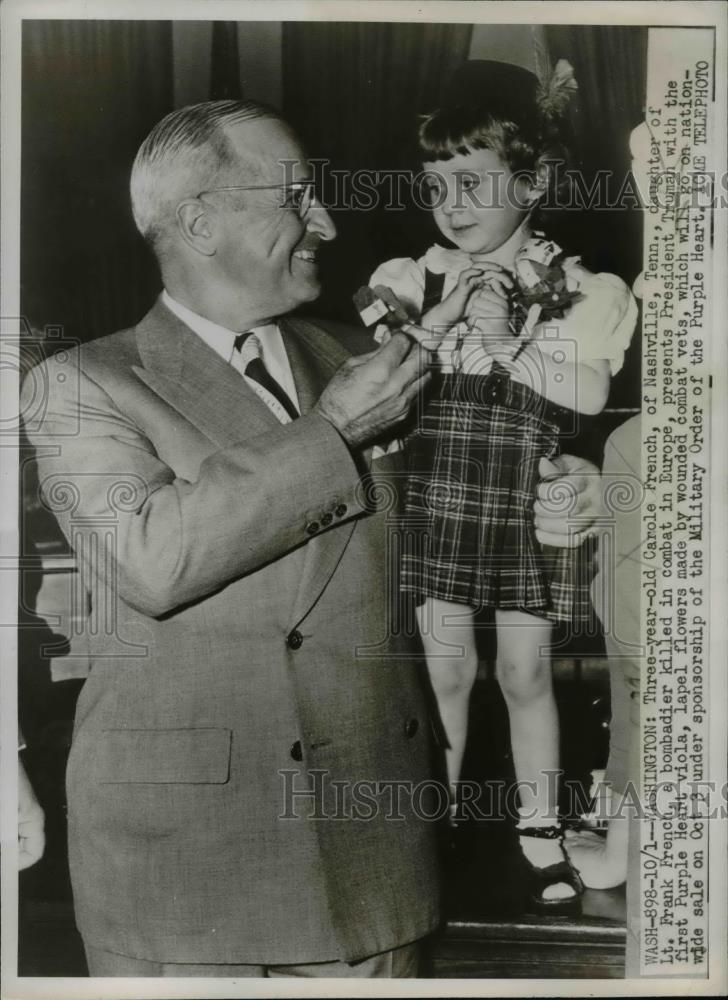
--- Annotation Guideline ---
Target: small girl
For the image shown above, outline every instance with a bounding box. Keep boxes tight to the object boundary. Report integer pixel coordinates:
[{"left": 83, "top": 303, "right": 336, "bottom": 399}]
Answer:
[{"left": 369, "top": 59, "right": 637, "bottom": 910}]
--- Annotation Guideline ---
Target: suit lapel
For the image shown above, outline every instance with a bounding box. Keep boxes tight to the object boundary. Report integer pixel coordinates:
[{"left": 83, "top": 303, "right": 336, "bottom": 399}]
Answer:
[
  {"left": 280, "top": 315, "right": 374, "bottom": 466},
  {"left": 279, "top": 315, "right": 348, "bottom": 415},
  {"left": 133, "top": 299, "right": 281, "bottom": 450},
  {"left": 134, "top": 303, "right": 368, "bottom": 628}
]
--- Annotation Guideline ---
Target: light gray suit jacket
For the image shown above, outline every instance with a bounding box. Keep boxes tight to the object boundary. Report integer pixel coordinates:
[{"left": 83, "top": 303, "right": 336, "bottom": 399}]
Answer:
[{"left": 22, "top": 299, "right": 440, "bottom": 965}]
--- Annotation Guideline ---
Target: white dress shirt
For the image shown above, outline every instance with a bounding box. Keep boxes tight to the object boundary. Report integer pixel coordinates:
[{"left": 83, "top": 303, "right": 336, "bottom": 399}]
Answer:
[{"left": 161, "top": 290, "right": 300, "bottom": 421}]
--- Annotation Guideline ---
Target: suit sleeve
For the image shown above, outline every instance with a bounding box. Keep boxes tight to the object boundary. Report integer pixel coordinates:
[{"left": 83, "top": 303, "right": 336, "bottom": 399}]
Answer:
[
  {"left": 591, "top": 415, "right": 642, "bottom": 629},
  {"left": 22, "top": 355, "right": 367, "bottom": 618}
]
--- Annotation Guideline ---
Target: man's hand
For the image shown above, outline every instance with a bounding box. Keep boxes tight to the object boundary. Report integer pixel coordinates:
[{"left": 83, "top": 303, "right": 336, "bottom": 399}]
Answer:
[
  {"left": 315, "top": 332, "right": 430, "bottom": 449},
  {"left": 534, "top": 454, "right": 603, "bottom": 548},
  {"left": 18, "top": 759, "right": 45, "bottom": 870}
]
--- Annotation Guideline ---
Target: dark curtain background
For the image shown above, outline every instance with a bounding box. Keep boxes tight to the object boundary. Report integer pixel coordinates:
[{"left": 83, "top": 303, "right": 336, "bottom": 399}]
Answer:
[
  {"left": 544, "top": 25, "right": 647, "bottom": 412},
  {"left": 21, "top": 20, "right": 174, "bottom": 343},
  {"left": 210, "top": 21, "right": 242, "bottom": 99},
  {"left": 282, "top": 21, "right": 473, "bottom": 322},
  {"left": 545, "top": 25, "right": 647, "bottom": 278}
]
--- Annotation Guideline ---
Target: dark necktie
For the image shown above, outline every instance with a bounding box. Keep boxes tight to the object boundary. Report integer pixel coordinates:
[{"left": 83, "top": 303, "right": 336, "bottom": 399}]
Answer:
[{"left": 233, "top": 331, "right": 299, "bottom": 421}]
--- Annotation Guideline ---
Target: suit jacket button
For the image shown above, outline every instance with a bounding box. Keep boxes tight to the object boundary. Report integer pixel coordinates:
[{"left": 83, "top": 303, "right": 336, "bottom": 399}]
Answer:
[
  {"left": 320, "top": 512, "right": 333, "bottom": 527},
  {"left": 404, "top": 718, "right": 419, "bottom": 739},
  {"left": 334, "top": 503, "right": 347, "bottom": 518},
  {"left": 306, "top": 521, "right": 319, "bottom": 535},
  {"left": 290, "top": 740, "right": 303, "bottom": 761},
  {"left": 287, "top": 629, "right": 303, "bottom": 650}
]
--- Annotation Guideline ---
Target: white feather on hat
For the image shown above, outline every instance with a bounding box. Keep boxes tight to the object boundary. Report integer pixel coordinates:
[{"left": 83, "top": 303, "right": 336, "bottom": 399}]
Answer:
[{"left": 533, "top": 43, "right": 578, "bottom": 119}]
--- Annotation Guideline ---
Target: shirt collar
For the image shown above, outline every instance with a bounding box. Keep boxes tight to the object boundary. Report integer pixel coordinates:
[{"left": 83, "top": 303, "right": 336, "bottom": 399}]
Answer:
[
  {"left": 161, "top": 289, "right": 281, "bottom": 362},
  {"left": 161, "top": 289, "right": 239, "bottom": 362}
]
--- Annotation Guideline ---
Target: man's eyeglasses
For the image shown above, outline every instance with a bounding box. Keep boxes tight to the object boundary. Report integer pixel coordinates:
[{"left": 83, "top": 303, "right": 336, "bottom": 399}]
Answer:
[{"left": 196, "top": 180, "right": 317, "bottom": 217}]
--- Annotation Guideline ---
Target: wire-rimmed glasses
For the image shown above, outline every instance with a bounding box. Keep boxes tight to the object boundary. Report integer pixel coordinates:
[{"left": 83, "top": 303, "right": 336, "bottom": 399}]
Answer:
[{"left": 196, "top": 180, "right": 316, "bottom": 217}]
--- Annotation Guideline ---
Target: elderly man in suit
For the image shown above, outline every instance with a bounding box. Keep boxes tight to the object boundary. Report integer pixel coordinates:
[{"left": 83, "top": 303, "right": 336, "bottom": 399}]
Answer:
[{"left": 22, "top": 99, "right": 599, "bottom": 978}]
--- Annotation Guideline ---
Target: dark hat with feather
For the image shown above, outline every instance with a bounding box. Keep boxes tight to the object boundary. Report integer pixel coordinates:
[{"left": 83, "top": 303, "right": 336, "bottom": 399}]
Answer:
[{"left": 439, "top": 55, "right": 578, "bottom": 133}]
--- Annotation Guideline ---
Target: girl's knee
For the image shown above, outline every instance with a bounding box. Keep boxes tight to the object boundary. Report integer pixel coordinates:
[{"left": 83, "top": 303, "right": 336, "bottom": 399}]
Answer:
[
  {"left": 496, "top": 655, "right": 551, "bottom": 702},
  {"left": 428, "top": 658, "right": 478, "bottom": 700}
]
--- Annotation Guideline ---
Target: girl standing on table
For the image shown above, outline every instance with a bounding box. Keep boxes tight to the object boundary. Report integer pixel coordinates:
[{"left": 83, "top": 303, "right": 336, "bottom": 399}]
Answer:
[{"left": 369, "top": 59, "right": 637, "bottom": 910}]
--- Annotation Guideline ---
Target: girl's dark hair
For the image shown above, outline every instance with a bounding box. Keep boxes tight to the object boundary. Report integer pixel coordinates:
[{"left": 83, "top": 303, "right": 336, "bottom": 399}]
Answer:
[{"left": 417, "top": 61, "right": 574, "bottom": 194}]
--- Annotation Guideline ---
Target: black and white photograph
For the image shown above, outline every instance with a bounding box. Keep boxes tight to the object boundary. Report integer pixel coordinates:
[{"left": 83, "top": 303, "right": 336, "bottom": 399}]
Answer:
[{"left": 1, "top": 1, "right": 726, "bottom": 995}]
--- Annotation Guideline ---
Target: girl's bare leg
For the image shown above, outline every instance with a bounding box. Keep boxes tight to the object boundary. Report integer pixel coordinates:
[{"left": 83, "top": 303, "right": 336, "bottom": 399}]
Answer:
[
  {"left": 496, "top": 609, "right": 574, "bottom": 901},
  {"left": 416, "top": 597, "right": 478, "bottom": 807}
]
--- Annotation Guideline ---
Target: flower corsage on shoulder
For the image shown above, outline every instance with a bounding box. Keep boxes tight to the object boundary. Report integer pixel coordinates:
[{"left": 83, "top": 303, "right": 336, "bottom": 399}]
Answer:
[{"left": 509, "top": 235, "right": 583, "bottom": 341}]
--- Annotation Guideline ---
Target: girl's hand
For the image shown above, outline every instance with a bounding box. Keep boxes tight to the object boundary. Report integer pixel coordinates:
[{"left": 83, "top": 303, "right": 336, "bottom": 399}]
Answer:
[
  {"left": 420, "top": 267, "right": 484, "bottom": 345},
  {"left": 465, "top": 276, "right": 515, "bottom": 358},
  {"left": 468, "top": 258, "right": 514, "bottom": 299}
]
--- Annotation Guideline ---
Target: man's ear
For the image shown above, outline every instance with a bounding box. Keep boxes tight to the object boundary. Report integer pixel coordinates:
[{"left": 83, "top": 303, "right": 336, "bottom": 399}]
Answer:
[{"left": 176, "top": 199, "right": 217, "bottom": 257}]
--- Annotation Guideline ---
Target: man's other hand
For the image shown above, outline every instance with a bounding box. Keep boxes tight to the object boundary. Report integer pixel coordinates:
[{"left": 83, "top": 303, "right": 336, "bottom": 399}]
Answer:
[
  {"left": 315, "top": 332, "right": 430, "bottom": 449},
  {"left": 18, "top": 759, "right": 45, "bottom": 870},
  {"left": 534, "top": 454, "right": 603, "bottom": 548}
]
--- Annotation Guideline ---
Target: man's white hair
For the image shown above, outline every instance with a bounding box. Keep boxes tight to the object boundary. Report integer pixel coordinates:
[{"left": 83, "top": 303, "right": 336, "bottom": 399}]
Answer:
[{"left": 130, "top": 99, "right": 283, "bottom": 253}]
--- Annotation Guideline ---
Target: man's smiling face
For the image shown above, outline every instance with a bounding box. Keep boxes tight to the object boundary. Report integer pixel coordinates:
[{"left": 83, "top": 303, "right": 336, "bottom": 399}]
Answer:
[{"left": 209, "top": 118, "right": 336, "bottom": 321}]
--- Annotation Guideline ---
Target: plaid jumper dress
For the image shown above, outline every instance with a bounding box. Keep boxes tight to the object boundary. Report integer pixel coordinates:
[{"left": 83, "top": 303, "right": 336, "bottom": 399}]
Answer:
[{"left": 402, "top": 269, "right": 596, "bottom": 624}]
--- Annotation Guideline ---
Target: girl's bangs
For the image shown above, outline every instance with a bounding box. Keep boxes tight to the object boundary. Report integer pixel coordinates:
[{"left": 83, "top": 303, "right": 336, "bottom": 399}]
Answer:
[{"left": 417, "top": 109, "right": 499, "bottom": 162}]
